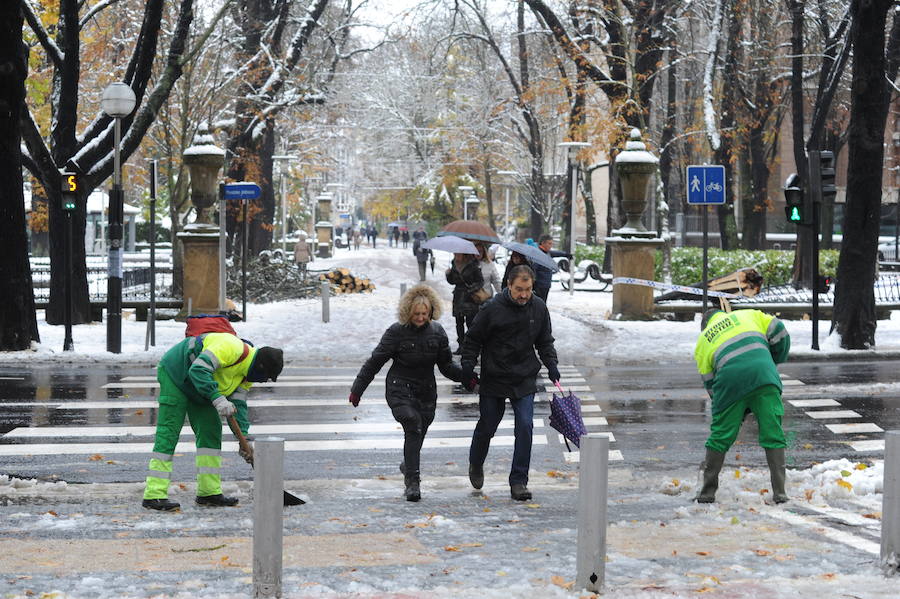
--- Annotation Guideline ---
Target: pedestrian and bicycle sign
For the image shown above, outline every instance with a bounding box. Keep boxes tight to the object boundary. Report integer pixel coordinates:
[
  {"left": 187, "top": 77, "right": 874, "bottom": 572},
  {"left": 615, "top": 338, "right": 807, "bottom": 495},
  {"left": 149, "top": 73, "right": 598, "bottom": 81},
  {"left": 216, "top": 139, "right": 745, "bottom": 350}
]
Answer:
[
  {"left": 686, "top": 165, "right": 726, "bottom": 205},
  {"left": 222, "top": 182, "right": 261, "bottom": 200}
]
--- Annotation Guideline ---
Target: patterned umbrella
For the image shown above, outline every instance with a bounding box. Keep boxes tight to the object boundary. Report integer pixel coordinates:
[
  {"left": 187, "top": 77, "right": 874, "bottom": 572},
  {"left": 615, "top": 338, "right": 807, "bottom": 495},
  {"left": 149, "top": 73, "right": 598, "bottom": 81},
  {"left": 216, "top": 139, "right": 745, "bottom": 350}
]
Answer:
[
  {"left": 549, "top": 382, "right": 588, "bottom": 450},
  {"left": 437, "top": 220, "right": 501, "bottom": 244}
]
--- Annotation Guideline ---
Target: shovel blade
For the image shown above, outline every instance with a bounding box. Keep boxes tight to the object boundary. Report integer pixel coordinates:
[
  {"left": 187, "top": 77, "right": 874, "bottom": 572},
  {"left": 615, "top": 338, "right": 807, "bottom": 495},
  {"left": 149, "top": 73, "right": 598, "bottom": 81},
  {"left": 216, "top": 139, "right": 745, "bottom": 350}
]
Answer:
[{"left": 283, "top": 490, "right": 305, "bottom": 506}]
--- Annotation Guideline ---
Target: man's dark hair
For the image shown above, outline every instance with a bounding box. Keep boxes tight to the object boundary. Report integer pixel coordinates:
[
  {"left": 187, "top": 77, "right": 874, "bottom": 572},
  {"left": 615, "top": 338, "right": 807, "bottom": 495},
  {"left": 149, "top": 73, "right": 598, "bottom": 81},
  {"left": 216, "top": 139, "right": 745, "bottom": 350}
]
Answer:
[
  {"left": 538, "top": 234, "right": 553, "bottom": 244},
  {"left": 700, "top": 309, "right": 723, "bottom": 330},
  {"left": 508, "top": 264, "right": 535, "bottom": 284}
]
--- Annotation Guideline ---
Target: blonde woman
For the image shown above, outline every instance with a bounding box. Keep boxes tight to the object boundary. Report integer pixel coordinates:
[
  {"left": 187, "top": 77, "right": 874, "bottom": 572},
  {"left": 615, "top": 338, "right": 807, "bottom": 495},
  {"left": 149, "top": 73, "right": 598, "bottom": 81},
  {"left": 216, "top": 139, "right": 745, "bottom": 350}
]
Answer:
[{"left": 348, "top": 285, "right": 471, "bottom": 501}]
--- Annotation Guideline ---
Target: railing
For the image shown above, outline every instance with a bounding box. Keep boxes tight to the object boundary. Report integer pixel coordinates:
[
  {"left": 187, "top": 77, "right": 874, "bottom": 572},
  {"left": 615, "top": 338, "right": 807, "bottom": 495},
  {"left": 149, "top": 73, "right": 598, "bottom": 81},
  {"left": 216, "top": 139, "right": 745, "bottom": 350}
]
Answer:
[{"left": 31, "top": 264, "right": 176, "bottom": 302}]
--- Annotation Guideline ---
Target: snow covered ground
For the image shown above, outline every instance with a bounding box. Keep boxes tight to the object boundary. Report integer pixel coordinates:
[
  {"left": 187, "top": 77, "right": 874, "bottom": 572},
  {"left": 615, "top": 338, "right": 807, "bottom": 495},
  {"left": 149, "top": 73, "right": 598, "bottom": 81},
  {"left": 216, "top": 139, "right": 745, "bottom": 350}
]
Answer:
[{"left": 2, "top": 243, "right": 900, "bottom": 598}]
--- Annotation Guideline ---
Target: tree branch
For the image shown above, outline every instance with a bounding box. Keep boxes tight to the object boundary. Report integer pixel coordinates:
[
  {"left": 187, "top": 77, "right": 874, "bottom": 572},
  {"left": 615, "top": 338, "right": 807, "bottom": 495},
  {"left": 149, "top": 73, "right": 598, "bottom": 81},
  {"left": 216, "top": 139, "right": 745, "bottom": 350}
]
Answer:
[{"left": 20, "top": 0, "right": 64, "bottom": 69}]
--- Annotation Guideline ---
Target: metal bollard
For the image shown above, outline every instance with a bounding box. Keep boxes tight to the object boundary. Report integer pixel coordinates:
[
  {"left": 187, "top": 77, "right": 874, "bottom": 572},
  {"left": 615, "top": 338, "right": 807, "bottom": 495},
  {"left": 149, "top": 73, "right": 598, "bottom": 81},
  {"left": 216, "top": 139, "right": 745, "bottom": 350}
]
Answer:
[
  {"left": 576, "top": 434, "right": 609, "bottom": 592},
  {"left": 321, "top": 281, "right": 330, "bottom": 323},
  {"left": 253, "top": 437, "right": 285, "bottom": 598},
  {"left": 400, "top": 283, "right": 407, "bottom": 296},
  {"left": 882, "top": 431, "right": 900, "bottom": 574}
]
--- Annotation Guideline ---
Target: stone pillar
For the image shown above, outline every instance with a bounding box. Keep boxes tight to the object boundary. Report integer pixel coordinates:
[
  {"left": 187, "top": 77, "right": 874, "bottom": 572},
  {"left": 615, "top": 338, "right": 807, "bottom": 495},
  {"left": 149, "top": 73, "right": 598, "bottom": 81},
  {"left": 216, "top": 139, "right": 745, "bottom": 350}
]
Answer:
[
  {"left": 177, "top": 226, "right": 221, "bottom": 318},
  {"left": 608, "top": 129, "right": 662, "bottom": 320},
  {"left": 315, "top": 193, "right": 334, "bottom": 258}
]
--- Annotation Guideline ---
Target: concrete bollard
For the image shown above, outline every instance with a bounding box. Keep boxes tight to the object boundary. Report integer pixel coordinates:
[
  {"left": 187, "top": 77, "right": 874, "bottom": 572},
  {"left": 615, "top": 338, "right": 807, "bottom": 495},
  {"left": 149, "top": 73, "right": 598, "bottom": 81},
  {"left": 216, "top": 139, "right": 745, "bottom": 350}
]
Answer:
[
  {"left": 253, "top": 437, "right": 285, "bottom": 598},
  {"left": 400, "top": 283, "right": 407, "bottom": 296},
  {"left": 576, "top": 433, "right": 609, "bottom": 592},
  {"left": 321, "top": 281, "right": 330, "bottom": 323},
  {"left": 882, "top": 431, "right": 900, "bottom": 574}
]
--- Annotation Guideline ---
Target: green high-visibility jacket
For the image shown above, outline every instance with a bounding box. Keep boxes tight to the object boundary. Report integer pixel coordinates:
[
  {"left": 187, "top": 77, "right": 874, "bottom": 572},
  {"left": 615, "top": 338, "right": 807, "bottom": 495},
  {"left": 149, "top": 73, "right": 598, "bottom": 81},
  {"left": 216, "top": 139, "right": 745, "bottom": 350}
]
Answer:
[
  {"left": 158, "top": 333, "right": 256, "bottom": 406},
  {"left": 693, "top": 310, "right": 790, "bottom": 415}
]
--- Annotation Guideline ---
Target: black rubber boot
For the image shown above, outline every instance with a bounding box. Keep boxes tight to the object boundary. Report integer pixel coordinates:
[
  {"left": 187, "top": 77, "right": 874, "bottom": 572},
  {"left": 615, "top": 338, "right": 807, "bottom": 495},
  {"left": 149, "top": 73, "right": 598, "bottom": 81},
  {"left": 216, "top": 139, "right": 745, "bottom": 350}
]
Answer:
[
  {"left": 510, "top": 484, "right": 532, "bottom": 501},
  {"left": 695, "top": 449, "right": 726, "bottom": 503},
  {"left": 765, "top": 447, "right": 789, "bottom": 504},
  {"left": 404, "top": 472, "right": 421, "bottom": 502},
  {"left": 142, "top": 498, "right": 180, "bottom": 511},
  {"left": 195, "top": 493, "right": 239, "bottom": 507},
  {"left": 468, "top": 463, "right": 484, "bottom": 490}
]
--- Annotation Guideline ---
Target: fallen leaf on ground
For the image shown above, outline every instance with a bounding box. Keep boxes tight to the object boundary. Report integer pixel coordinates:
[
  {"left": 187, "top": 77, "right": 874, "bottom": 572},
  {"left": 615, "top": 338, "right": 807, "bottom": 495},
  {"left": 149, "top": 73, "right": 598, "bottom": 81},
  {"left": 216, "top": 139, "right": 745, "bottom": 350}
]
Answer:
[
  {"left": 855, "top": 463, "right": 868, "bottom": 470},
  {"left": 863, "top": 512, "right": 881, "bottom": 520},
  {"left": 551, "top": 575, "right": 575, "bottom": 589},
  {"left": 522, "top": 547, "right": 539, "bottom": 552},
  {"left": 836, "top": 479, "right": 853, "bottom": 491},
  {"left": 458, "top": 542, "right": 483, "bottom": 548},
  {"left": 695, "top": 551, "right": 711, "bottom": 556},
  {"left": 444, "top": 546, "right": 460, "bottom": 552},
  {"left": 753, "top": 549, "right": 772, "bottom": 556},
  {"left": 88, "top": 454, "right": 104, "bottom": 462},
  {"left": 526, "top": 503, "right": 541, "bottom": 508}
]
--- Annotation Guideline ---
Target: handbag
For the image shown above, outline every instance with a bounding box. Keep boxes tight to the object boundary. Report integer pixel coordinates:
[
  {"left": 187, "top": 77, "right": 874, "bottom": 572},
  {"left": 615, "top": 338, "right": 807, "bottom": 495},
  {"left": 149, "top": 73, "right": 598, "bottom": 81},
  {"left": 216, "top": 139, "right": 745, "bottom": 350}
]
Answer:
[{"left": 471, "top": 288, "right": 491, "bottom": 304}]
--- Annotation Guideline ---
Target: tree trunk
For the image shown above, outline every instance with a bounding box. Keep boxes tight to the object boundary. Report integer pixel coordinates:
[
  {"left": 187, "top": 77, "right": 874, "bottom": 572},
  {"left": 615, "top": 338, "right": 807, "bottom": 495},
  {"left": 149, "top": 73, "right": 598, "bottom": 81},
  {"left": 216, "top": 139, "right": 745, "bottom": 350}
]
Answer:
[
  {"left": 833, "top": 0, "right": 895, "bottom": 349},
  {"left": 744, "top": 128, "right": 770, "bottom": 250},
  {"left": 0, "top": 3, "right": 39, "bottom": 348},
  {"left": 483, "top": 157, "right": 495, "bottom": 231}
]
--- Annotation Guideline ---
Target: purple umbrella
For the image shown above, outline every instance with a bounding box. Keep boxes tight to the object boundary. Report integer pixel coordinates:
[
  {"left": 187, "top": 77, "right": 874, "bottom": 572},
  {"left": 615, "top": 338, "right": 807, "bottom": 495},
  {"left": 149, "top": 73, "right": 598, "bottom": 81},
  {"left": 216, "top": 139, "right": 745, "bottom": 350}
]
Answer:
[{"left": 549, "top": 381, "right": 588, "bottom": 450}]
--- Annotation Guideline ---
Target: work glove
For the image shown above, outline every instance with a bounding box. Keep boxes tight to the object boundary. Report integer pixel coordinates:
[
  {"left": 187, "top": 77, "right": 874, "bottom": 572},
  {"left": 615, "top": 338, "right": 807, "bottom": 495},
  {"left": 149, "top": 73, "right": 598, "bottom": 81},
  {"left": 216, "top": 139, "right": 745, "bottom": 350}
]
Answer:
[
  {"left": 547, "top": 364, "right": 561, "bottom": 384},
  {"left": 212, "top": 396, "right": 236, "bottom": 417},
  {"left": 349, "top": 392, "right": 361, "bottom": 407}
]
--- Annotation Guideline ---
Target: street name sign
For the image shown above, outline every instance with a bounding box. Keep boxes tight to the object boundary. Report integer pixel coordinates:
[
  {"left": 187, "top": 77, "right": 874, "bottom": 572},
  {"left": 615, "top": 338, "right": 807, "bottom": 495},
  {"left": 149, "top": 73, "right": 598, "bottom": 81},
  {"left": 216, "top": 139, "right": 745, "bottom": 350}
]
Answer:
[{"left": 223, "top": 182, "right": 262, "bottom": 200}]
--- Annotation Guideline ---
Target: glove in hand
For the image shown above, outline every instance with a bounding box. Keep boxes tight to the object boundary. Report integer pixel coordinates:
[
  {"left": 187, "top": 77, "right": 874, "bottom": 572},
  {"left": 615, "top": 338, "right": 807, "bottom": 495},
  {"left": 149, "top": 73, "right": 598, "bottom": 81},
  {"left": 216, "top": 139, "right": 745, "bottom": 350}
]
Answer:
[
  {"left": 212, "top": 396, "right": 236, "bottom": 417},
  {"left": 349, "top": 392, "right": 361, "bottom": 407},
  {"left": 547, "top": 364, "right": 561, "bottom": 384},
  {"left": 465, "top": 373, "right": 480, "bottom": 392}
]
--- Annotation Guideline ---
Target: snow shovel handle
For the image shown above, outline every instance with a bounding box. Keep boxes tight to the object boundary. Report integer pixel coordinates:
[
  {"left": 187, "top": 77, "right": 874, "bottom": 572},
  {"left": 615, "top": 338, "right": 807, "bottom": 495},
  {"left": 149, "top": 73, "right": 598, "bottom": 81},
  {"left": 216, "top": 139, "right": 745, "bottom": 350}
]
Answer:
[{"left": 227, "top": 415, "right": 254, "bottom": 466}]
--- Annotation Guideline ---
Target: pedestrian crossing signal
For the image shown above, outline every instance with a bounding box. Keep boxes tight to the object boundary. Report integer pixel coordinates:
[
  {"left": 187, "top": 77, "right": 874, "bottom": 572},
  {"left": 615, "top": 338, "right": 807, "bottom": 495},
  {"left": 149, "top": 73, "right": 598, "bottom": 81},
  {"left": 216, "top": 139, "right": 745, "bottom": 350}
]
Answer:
[
  {"left": 787, "top": 205, "right": 802, "bottom": 222},
  {"left": 60, "top": 171, "right": 78, "bottom": 211},
  {"left": 782, "top": 173, "right": 809, "bottom": 225}
]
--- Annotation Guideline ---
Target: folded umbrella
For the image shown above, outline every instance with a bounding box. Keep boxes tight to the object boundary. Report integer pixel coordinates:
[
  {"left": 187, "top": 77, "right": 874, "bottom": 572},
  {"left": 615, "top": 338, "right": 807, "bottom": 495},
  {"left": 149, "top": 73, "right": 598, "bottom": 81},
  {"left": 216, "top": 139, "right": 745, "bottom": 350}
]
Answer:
[
  {"left": 422, "top": 236, "right": 479, "bottom": 254},
  {"left": 549, "top": 381, "right": 588, "bottom": 450},
  {"left": 502, "top": 241, "right": 559, "bottom": 272}
]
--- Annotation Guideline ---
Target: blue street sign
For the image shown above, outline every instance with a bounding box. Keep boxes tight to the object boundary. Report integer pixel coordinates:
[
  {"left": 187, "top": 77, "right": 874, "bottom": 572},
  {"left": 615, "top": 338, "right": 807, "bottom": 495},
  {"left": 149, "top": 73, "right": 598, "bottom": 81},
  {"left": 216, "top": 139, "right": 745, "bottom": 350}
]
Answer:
[
  {"left": 686, "top": 165, "right": 726, "bottom": 205},
  {"left": 223, "top": 182, "right": 262, "bottom": 200}
]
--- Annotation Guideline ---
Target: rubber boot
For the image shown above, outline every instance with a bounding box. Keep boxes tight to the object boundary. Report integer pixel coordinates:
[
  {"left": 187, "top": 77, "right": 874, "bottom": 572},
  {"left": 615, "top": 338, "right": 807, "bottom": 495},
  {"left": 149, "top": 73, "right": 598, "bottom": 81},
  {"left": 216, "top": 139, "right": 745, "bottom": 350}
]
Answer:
[
  {"left": 404, "top": 472, "right": 421, "bottom": 502},
  {"left": 695, "top": 449, "right": 726, "bottom": 503},
  {"left": 765, "top": 448, "right": 789, "bottom": 504}
]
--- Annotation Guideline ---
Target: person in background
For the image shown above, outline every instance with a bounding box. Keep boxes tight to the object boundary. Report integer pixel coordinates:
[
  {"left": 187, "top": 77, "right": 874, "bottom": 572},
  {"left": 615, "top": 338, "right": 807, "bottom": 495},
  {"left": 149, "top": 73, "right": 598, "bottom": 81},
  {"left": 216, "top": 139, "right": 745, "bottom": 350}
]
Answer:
[
  {"left": 693, "top": 308, "right": 791, "bottom": 504},
  {"left": 413, "top": 226, "right": 427, "bottom": 242},
  {"left": 349, "top": 285, "right": 466, "bottom": 502},
  {"left": 462, "top": 264, "right": 559, "bottom": 501},
  {"left": 533, "top": 234, "right": 572, "bottom": 304},
  {"left": 142, "top": 333, "right": 284, "bottom": 511},
  {"left": 413, "top": 237, "right": 432, "bottom": 282},
  {"left": 293, "top": 231, "right": 310, "bottom": 280},
  {"left": 475, "top": 243, "right": 501, "bottom": 301},
  {"left": 401, "top": 228, "right": 410, "bottom": 249},
  {"left": 353, "top": 228, "right": 363, "bottom": 250},
  {"left": 445, "top": 252, "right": 484, "bottom": 354},
  {"left": 393, "top": 227, "right": 401, "bottom": 248},
  {"left": 370, "top": 225, "right": 378, "bottom": 247},
  {"left": 501, "top": 251, "right": 532, "bottom": 290}
]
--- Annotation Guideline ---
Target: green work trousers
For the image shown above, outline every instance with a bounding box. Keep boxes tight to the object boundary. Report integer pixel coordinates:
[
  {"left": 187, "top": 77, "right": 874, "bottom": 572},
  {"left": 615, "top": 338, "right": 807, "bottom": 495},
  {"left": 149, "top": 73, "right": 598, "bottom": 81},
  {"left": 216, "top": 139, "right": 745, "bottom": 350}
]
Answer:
[
  {"left": 143, "top": 369, "right": 230, "bottom": 500},
  {"left": 705, "top": 384, "right": 786, "bottom": 454}
]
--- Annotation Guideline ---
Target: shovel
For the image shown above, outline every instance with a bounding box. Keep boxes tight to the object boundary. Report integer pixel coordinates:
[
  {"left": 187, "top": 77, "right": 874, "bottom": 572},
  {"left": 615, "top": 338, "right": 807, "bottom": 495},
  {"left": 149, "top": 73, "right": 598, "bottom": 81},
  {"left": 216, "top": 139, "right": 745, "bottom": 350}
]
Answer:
[{"left": 227, "top": 415, "right": 305, "bottom": 506}]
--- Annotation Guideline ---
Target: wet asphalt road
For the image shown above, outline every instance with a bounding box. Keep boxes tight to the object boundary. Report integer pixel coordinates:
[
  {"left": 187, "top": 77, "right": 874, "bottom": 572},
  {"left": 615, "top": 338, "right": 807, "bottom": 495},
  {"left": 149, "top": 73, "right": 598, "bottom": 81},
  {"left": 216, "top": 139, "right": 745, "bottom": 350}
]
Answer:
[{"left": 0, "top": 359, "right": 897, "bottom": 487}]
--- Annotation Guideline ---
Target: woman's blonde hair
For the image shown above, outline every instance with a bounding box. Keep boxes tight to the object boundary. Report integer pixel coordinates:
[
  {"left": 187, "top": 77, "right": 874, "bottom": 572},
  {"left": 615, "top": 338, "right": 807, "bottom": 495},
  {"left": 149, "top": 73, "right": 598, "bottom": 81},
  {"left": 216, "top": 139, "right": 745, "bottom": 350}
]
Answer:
[{"left": 397, "top": 284, "right": 444, "bottom": 325}]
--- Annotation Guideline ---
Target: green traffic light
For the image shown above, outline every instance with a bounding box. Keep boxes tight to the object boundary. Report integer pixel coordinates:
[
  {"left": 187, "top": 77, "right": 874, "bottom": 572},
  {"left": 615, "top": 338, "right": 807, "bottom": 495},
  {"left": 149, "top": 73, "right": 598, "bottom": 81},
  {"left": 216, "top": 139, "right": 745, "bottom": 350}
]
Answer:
[{"left": 788, "top": 206, "right": 801, "bottom": 222}]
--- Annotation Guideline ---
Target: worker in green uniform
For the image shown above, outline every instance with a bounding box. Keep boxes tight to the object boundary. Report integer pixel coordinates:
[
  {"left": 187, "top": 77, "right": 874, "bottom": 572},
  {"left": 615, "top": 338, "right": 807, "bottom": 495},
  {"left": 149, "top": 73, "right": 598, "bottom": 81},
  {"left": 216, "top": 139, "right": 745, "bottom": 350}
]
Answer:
[
  {"left": 693, "top": 308, "right": 791, "bottom": 504},
  {"left": 142, "top": 333, "right": 284, "bottom": 511}
]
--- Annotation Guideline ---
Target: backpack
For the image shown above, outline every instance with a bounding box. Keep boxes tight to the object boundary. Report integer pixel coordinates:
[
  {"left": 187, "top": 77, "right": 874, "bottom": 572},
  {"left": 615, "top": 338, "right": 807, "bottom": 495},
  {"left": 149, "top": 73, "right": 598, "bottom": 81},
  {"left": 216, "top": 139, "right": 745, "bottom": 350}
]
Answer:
[{"left": 185, "top": 314, "right": 249, "bottom": 368}]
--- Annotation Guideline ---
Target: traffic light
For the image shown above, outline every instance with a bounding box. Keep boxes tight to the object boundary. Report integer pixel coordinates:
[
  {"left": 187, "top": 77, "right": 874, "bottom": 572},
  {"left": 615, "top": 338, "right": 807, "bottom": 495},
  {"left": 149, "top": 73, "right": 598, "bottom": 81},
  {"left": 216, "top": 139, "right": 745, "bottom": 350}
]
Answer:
[
  {"left": 819, "top": 150, "right": 837, "bottom": 204},
  {"left": 783, "top": 173, "right": 809, "bottom": 225},
  {"left": 60, "top": 171, "right": 79, "bottom": 211},
  {"left": 814, "top": 274, "right": 832, "bottom": 294}
]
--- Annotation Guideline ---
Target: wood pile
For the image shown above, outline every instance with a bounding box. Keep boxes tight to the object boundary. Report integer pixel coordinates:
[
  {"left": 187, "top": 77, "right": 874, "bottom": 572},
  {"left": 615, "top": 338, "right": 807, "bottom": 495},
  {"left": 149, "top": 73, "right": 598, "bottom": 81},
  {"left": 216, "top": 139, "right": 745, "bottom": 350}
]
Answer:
[
  {"left": 655, "top": 267, "right": 763, "bottom": 302},
  {"left": 319, "top": 268, "right": 376, "bottom": 293}
]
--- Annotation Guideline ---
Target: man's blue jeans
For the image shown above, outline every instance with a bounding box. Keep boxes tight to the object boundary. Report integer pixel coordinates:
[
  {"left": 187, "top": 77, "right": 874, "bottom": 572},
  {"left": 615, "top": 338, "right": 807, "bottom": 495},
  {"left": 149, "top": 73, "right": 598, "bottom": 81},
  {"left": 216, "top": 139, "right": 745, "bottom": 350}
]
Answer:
[{"left": 469, "top": 392, "right": 535, "bottom": 486}]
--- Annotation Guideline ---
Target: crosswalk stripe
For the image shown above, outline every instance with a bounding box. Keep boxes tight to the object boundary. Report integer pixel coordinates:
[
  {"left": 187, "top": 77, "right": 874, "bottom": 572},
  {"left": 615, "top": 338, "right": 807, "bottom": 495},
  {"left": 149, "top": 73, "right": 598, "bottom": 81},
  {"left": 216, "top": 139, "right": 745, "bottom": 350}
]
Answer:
[
  {"left": 5, "top": 418, "right": 548, "bottom": 438},
  {"left": 0, "top": 435, "right": 547, "bottom": 457},
  {"left": 101, "top": 381, "right": 594, "bottom": 391},
  {"left": 558, "top": 432, "right": 615, "bottom": 444},
  {"left": 563, "top": 449, "right": 623, "bottom": 463},
  {"left": 118, "top": 371, "right": 585, "bottom": 383},
  {"left": 788, "top": 399, "right": 840, "bottom": 407},
  {"left": 849, "top": 440, "right": 886, "bottom": 452},
  {"left": 826, "top": 423, "right": 884, "bottom": 434},
  {"left": 780, "top": 380, "right": 805, "bottom": 386},
  {"left": 804, "top": 410, "right": 861, "bottom": 419}
]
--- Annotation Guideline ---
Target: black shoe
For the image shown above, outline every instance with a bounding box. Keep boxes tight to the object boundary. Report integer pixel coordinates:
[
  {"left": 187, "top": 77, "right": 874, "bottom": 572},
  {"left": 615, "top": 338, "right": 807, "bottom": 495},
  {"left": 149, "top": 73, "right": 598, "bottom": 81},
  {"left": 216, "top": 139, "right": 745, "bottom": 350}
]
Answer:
[
  {"left": 142, "top": 498, "right": 181, "bottom": 511},
  {"left": 468, "top": 463, "right": 484, "bottom": 490},
  {"left": 404, "top": 475, "right": 421, "bottom": 502},
  {"left": 510, "top": 484, "right": 532, "bottom": 501},
  {"left": 195, "top": 494, "right": 239, "bottom": 507}
]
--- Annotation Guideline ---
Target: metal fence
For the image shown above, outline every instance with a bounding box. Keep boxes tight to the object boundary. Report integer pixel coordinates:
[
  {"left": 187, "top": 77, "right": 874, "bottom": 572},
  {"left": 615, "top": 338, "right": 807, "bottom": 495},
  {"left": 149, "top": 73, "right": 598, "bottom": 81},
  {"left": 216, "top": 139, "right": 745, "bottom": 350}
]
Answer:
[{"left": 31, "top": 265, "right": 176, "bottom": 302}]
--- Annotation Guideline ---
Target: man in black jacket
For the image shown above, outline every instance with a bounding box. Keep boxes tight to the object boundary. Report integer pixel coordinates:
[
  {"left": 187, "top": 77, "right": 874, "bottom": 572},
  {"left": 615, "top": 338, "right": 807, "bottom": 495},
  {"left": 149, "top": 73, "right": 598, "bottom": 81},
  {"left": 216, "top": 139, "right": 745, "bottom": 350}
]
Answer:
[{"left": 461, "top": 264, "right": 560, "bottom": 501}]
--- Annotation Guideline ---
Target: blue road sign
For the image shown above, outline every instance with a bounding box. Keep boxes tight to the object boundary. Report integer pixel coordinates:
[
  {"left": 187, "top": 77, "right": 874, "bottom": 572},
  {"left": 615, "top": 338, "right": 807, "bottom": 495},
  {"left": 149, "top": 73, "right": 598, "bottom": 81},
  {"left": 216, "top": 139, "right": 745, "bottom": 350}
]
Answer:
[
  {"left": 223, "top": 182, "right": 261, "bottom": 200},
  {"left": 686, "top": 165, "right": 726, "bottom": 205}
]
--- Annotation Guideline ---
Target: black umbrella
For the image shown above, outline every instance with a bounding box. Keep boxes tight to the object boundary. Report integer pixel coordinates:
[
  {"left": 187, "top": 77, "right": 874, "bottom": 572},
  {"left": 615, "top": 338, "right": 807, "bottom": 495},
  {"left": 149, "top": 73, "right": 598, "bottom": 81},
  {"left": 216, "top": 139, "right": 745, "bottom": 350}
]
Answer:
[
  {"left": 502, "top": 241, "right": 559, "bottom": 272},
  {"left": 549, "top": 382, "right": 588, "bottom": 450}
]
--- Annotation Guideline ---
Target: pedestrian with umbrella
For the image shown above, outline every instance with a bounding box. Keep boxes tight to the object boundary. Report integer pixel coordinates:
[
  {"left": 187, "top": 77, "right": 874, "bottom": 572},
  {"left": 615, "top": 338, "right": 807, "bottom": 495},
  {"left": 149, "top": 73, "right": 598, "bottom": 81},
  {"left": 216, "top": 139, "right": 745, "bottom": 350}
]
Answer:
[
  {"left": 348, "top": 285, "right": 469, "bottom": 502},
  {"left": 462, "top": 264, "right": 560, "bottom": 501},
  {"left": 445, "top": 251, "right": 485, "bottom": 354},
  {"left": 501, "top": 250, "right": 533, "bottom": 290}
]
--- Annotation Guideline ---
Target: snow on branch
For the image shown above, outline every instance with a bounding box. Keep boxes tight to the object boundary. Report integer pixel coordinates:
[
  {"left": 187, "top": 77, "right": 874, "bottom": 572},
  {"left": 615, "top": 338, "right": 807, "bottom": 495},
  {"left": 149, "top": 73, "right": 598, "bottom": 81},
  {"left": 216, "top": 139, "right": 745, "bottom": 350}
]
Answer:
[{"left": 21, "top": 0, "right": 64, "bottom": 68}]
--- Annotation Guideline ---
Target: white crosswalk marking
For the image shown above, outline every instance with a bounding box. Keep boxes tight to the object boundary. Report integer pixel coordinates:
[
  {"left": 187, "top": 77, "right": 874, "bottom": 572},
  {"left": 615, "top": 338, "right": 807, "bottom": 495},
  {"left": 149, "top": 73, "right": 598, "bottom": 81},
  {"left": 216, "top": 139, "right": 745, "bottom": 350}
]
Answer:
[
  {"left": 1, "top": 364, "right": 623, "bottom": 463},
  {"left": 804, "top": 410, "right": 861, "bottom": 419},
  {"left": 826, "top": 423, "right": 884, "bottom": 434},
  {"left": 849, "top": 440, "right": 886, "bottom": 452},
  {"left": 788, "top": 399, "right": 840, "bottom": 408}
]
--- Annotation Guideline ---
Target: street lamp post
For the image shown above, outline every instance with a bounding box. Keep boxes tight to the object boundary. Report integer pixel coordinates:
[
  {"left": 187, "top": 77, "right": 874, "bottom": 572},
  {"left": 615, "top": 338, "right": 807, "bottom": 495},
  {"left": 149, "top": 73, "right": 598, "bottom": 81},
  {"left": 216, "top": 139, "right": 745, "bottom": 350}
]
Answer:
[
  {"left": 458, "top": 186, "right": 474, "bottom": 219},
  {"left": 558, "top": 141, "right": 590, "bottom": 296},
  {"left": 101, "top": 82, "right": 136, "bottom": 353},
  {"left": 496, "top": 171, "right": 518, "bottom": 241}
]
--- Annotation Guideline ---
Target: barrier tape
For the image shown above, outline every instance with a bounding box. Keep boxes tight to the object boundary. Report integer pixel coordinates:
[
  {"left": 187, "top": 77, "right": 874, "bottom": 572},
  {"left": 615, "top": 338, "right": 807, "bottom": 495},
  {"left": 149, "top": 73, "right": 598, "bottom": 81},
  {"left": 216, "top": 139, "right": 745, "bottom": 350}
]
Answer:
[{"left": 611, "top": 277, "right": 741, "bottom": 299}]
